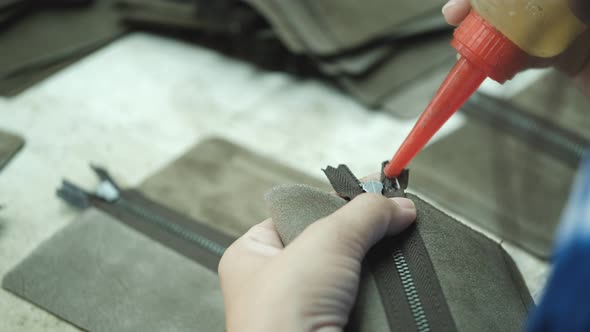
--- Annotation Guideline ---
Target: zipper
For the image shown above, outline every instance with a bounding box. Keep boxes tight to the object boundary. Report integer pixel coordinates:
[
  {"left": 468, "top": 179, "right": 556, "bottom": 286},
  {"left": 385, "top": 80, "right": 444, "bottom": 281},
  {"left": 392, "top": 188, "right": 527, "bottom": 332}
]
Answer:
[
  {"left": 324, "top": 164, "right": 456, "bottom": 331},
  {"left": 393, "top": 248, "right": 431, "bottom": 332},
  {"left": 57, "top": 166, "right": 234, "bottom": 272},
  {"left": 368, "top": 223, "right": 457, "bottom": 332},
  {"left": 114, "top": 198, "right": 226, "bottom": 258},
  {"left": 463, "top": 93, "right": 589, "bottom": 167}
]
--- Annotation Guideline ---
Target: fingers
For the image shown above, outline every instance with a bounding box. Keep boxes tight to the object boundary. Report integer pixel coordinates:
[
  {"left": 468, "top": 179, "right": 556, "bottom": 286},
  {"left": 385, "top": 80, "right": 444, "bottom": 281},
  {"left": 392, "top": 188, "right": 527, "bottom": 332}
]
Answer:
[
  {"left": 288, "top": 194, "right": 417, "bottom": 263},
  {"left": 442, "top": 0, "right": 471, "bottom": 26}
]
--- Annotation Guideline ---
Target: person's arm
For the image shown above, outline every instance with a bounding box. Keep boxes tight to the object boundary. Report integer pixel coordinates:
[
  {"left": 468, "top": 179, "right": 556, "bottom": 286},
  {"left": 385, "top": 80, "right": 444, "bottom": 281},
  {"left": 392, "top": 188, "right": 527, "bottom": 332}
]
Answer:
[
  {"left": 219, "top": 194, "right": 416, "bottom": 331},
  {"left": 442, "top": 0, "right": 590, "bottom": 96}
]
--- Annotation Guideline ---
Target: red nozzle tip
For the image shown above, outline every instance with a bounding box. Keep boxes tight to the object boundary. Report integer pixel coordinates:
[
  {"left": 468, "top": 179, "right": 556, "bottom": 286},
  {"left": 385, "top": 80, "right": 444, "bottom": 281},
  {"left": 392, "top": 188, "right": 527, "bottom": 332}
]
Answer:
[
  {"left": 384, "top": 57, "right": 486, "bottom": 178},
  {"left": 383, "top": 10, "right": 528, "bottom": 179}
]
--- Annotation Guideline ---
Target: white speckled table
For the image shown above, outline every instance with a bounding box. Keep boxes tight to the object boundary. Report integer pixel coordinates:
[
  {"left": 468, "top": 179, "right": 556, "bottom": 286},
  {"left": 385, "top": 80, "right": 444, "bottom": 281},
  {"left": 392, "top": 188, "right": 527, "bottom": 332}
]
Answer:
[{"left": 0, "top": 33, "right": 548, "bottom": 331}]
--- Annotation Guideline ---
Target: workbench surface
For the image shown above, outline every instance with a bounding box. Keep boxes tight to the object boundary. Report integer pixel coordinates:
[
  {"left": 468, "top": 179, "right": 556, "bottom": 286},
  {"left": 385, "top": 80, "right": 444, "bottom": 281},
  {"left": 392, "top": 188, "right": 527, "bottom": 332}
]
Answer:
[{"left": 0, "top": 33, "right": 547, "bottom": 331}]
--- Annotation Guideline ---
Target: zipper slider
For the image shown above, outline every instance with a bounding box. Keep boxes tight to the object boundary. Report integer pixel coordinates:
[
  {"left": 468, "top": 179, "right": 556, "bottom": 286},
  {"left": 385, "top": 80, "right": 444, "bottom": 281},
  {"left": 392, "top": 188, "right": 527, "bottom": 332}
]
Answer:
[
  {"left": 56, "top": 165, "right": 122, "bottom": 208},
  {"left": 90, "top": 165, "right": 120, "bottom": 202}
]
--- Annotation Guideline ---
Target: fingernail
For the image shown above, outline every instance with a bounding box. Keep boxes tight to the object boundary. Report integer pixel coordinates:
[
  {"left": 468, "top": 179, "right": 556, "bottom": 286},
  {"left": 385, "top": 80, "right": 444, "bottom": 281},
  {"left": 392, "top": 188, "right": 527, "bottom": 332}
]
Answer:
[
  {"left": 391, "top": 197, "right": 415, "bottom": 210},
  {"left": 442, "top": 0, "right": 457, "bottom": 16}
]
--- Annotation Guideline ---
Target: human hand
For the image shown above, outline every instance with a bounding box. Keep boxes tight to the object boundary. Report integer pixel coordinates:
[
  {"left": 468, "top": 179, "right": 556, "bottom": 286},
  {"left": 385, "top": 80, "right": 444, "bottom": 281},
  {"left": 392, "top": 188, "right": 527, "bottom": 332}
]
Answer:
[
  {"left": 442, "top": 0, "right": 590, "bottom": 96},
  {"left": 219, "top": 194, "right": 417, "bottom": 332}
]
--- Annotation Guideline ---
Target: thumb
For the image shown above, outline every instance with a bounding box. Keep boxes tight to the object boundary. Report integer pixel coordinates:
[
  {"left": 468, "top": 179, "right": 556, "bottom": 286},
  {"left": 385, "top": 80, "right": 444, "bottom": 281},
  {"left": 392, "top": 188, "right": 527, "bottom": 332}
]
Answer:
[{"left": 285, "top": 194, "right": 417, "bottom": 266}]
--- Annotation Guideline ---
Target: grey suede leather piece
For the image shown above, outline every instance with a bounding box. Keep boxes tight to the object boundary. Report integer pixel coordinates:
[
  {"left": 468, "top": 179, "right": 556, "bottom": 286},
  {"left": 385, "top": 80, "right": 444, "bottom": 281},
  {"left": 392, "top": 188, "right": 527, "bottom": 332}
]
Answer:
[
  {"left": 511, "top": 70, "right": 590, "bottom": 140},
  {"left": 411, "top": 193, "right": 532, "bottom": 332},
  {"left": 245, "top": 0, "right": 454, "bottom": 116},
  {"left": 267, "top": 185, "right": 532, "bottom": 331},
  {"left": 381, "top": 60, "right": 455, "bottom": 118},
  {"left": 0, "top": 129, "right": 24, "bottom": 172},
  {"left": 2, "top": 209, "right": 225, "bottom": 332},
  {"left": 317, "top": 45, "right": 395, "bottom": 77},
  {"left": 266, "top": 185, "right": 390, "bottom": 331},
  {"left": 338, "top": 34, "right": 455, "bottom": 107},
  {"left": 266, "top": 184, "right": 347, "bottom": 244},
  {"left": 140, "top": 137, "right": 329, "bottom": 238},
  {"left": 0, "top": 0, "right": 124, "bottom": 96},
  {"left": 247, "top": 0, "right": 447, "bottom": 55},
  {"left": 410, "top": 119, "right": 575, "bottom": 258}
]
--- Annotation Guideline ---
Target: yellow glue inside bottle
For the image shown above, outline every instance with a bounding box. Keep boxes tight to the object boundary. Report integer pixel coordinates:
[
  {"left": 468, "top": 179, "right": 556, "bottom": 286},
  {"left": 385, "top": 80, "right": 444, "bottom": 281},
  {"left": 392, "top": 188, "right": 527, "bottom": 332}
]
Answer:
[
  {"left": 471, "top": 0, "right": 587, "bottom": 57},
  {"left": 385, "top": 0, "right": 588, "bottom": 177}
]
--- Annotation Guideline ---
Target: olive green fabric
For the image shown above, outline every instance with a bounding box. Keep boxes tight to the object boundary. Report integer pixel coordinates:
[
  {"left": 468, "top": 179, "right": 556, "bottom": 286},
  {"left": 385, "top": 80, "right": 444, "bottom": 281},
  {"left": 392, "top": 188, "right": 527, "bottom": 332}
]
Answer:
[
  {"left": 410, "top": 118, "right": 575, "bottom": 259},
  {"left": 317, "top": 44, "right": 395, "bottom": 77},
  {"left": 409, "top": 76, "right": 589, "bottom": 259},
  {"left": 381, "top": 59, "right": 454, "bottom": 118},
  {"left": 3, "top": 209, "right": 224, "bottom": 332},
  {"left": 246, "top": 0, "right": 448, "bottom": 55},
  {"left": 0, "top": 0, "right": 124, "bottom": 96},
  {"left": 139, "top": 137, "right": 330, "bottom": 238},
  {"left": 3, "top": 137, "right": 331, "bottom": 331},
  {"left": 511, "top": 70, "right": 590, "bottom": 140},
  {"left": 337, "top": 34, "right": 455, "bottom": 115},
  {"left": 0, "top": 129, "right": 24, "bottom": 172},
  {"left": 266, "top": 185, "right": 532, "bottom": 331}
]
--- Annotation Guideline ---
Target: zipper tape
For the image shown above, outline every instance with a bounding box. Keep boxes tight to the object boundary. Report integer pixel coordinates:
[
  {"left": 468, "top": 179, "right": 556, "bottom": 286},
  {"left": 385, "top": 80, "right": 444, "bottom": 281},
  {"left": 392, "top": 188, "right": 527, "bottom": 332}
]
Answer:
[
  {"left": 368, "top": 223, "right": 457, "bottom": 332},
  {"left": 324, "top": 163, "right": 456, "bottom": 332},
  {"left": 57, "top": 176, "right": 235, "bottom": 273},
  {"left": 91, "top": 190, "right": 235, "bottom": 273},
  {"left": 463, "top": 92, "right": 589, "bottom": 168}
]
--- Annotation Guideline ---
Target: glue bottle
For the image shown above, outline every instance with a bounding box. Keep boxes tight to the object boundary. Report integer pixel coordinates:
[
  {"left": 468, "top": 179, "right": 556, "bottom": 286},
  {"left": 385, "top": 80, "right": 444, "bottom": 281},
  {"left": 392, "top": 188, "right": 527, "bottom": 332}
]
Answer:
[{"left": 384, "top": 1, "right": 588, "bottom": 178}]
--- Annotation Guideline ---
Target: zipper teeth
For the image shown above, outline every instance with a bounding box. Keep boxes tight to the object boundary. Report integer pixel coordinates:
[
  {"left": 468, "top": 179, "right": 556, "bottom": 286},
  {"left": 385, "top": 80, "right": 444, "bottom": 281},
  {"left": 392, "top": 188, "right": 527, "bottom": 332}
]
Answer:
[
  {"left": 117, "top": 198, "right": 226, "bottom": 257},
  {"left": 393, "top": 249, "right": 431, "bottom": 332},
  {"left": 469, "top": 95, "right": 588, "bottom": 159},
  {"left": 486, "top": 106, "right": 585, "bottom": 157}
]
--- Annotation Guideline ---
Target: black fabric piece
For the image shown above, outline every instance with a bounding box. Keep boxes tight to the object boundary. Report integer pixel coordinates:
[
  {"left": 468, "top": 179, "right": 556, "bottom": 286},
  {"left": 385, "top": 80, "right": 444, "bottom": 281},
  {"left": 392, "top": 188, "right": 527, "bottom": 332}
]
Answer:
[{"left": 323, "top": 164, "right": 364, "bottom": 200}]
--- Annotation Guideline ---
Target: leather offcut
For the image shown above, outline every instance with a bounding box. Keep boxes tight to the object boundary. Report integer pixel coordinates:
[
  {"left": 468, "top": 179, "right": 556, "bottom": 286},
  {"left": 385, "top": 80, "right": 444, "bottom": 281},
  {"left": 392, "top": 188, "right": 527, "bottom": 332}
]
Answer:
[
  {"left": 0, "top": 0, "right": 124, "bottom": 96},
  {"left": 411, "top": 89, "right": 588, "bottom": 259},
  {"left": 4, "top": 137, "right": 332, "bottom": 331},
  {"left": 266, "top": 184, "right": 533, "bottom": 332},
  {"left": 246, "top": 0, "right": 448, "bottom": 56},
  {"left": 139, "top": 137, "right": 330, "bottom": 238},
  {"left": 2, "top": 209, "right": 225, "bottom": 332}
]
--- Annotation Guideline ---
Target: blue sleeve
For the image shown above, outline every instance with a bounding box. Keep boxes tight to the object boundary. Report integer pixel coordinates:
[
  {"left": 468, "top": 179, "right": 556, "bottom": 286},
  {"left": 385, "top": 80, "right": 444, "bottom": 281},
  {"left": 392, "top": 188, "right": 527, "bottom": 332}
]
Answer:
[{"left": 527, "top": 152, "right": 590, "bottom": 332}]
